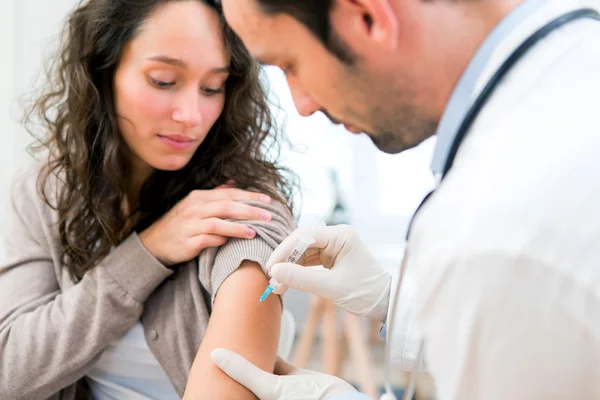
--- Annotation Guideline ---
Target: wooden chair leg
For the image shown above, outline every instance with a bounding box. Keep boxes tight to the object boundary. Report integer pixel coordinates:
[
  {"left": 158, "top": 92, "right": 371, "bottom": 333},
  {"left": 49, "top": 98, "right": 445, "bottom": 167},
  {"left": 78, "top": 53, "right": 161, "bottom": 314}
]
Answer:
[
  {"left": 415, "top": 372, "right": 435, "bottom": 400},
  {"left": 292, "top": 295, "right": 324, "bottom": 368},
  {"left": 344, "top": 313, "right": 378, "bottom": 400},
  {"left": 322, "top": 300, "right": 340, "bottom": 376}
]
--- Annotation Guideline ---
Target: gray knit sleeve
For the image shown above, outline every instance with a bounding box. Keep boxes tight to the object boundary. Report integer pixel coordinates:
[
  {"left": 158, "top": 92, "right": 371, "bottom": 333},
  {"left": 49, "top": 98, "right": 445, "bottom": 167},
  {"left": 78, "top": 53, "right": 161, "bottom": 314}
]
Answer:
[{"left": 197, "top": 200, "right": 295, "bottom": 303}]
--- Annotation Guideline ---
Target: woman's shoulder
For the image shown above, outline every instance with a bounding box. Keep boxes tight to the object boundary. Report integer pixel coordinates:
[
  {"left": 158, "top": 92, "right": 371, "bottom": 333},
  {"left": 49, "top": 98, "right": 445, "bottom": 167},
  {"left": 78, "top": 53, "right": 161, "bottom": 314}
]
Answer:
[
  {"left": 244, "top": 199, "right": 296, "bottom": 243},
  {"left": 5, "top": 159, "right": 63, "bottom": 265},
  {"left": 11, "top": 160, "right": 43, "bottom": 202},
  {"left": 10, "top": 158, "right": 61, "bottom": 220}
]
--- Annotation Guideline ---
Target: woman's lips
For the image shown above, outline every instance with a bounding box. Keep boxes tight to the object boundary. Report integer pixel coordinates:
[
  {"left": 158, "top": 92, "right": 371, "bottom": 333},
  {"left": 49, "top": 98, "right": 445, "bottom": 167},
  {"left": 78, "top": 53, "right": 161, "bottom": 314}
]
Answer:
[{"left": 158, "top": 134, "right": 195, "bottom": 150}]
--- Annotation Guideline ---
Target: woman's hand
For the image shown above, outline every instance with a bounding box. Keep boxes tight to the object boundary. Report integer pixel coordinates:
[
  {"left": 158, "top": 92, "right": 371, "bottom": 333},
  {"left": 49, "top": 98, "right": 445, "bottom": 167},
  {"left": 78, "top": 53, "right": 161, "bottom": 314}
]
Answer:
[{"left": 139, "top": 186, "right": 272, "bottom": 266}]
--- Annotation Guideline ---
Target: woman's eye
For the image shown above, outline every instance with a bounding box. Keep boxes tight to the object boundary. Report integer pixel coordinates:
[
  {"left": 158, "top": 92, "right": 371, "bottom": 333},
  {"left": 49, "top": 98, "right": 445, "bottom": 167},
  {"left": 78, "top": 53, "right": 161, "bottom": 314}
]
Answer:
[
  {"left": 202, "top": 87, "right": 224, "bottom": 96},
  {"left": 149, "top": 76, "right": 175, "bottom": 89}
]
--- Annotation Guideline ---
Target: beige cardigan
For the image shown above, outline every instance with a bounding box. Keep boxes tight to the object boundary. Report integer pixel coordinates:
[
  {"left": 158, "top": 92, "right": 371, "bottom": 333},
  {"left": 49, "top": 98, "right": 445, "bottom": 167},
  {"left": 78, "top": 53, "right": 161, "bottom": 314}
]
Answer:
[{"left": 0, "top": 165, "right": 295, "bottom": 400}]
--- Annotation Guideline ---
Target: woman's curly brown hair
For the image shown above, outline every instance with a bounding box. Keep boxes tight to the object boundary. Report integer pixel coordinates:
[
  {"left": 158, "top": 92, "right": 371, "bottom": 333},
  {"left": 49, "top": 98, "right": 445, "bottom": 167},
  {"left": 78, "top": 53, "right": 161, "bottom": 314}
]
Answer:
[{"left": 23, "top": 0, "right": 297, "bottom": 282}]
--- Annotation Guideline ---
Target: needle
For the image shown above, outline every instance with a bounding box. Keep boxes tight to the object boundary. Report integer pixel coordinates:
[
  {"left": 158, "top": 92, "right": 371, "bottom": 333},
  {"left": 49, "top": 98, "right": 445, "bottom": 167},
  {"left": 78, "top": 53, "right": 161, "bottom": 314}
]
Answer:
[{"left": 247, "top": 301, "right": 262, "bottom": 319}]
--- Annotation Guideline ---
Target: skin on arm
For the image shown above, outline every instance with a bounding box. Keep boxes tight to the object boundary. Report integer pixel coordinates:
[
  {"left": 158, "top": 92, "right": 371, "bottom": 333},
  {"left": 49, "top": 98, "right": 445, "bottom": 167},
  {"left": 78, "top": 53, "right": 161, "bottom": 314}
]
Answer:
[{"left": 184, "top": 261, "right": 282, "bottom": 399}]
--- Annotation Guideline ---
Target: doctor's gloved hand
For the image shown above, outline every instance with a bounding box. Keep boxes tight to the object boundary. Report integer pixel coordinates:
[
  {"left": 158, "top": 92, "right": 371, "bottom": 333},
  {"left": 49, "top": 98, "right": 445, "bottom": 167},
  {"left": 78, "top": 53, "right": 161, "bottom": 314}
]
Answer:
[
  {"left": 211, "top": 348, "right": 358, "bottom": 400},
  {"left": 267, "top": 225, "right": 391, "bottom": 323}
]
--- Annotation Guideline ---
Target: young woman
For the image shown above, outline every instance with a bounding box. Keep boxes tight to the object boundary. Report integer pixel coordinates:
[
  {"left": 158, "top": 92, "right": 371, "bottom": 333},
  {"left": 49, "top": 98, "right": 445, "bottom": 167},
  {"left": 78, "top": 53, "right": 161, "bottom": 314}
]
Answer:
[{"left": 0, "top": 0, "right": 296, "bottom": 399}]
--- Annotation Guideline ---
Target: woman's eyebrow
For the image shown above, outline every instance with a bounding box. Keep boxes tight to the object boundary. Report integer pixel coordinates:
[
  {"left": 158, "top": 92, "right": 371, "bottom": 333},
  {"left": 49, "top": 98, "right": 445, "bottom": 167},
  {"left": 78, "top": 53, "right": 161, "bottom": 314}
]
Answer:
[
  {"left": 146, "top": 55, "right": 230, "bottom": 74},
  {"left": 210, "top": 66, "right": 230, "bottom": 74},
  {"left": 147, "top": 55, "right": 187, "bottom": 68}
]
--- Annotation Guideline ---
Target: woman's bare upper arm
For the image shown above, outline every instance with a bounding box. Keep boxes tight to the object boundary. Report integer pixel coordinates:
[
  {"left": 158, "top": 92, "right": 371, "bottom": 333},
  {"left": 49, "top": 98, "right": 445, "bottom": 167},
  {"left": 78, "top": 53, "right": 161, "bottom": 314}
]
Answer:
[{"left": 184, "top": 260, "right": 282, "bottom": 399}]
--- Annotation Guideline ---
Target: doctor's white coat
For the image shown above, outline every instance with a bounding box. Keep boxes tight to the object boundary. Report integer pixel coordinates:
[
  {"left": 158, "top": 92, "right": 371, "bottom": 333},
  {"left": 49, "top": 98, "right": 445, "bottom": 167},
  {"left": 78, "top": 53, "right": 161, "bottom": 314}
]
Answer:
[{"left": 389, "top": 1, "right": 600, "bottom": 399}]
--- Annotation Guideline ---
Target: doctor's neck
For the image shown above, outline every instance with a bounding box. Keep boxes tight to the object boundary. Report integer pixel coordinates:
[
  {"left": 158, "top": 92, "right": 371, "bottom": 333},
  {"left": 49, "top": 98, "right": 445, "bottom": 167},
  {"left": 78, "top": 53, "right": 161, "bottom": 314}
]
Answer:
[{"left": 417, "top": 0, "right": 526, "bottom": 118}]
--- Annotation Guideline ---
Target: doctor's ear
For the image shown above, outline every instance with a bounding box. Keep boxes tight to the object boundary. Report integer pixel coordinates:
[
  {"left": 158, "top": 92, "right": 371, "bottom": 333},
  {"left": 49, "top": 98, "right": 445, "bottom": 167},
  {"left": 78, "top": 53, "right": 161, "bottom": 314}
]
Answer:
[{"left": 332, "top": 0, "right": 399, "bottom": 51}]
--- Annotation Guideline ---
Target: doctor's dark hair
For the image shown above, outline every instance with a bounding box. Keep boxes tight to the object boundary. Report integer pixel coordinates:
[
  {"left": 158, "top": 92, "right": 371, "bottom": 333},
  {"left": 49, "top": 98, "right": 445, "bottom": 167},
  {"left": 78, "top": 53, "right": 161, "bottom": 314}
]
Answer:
[
  {"left": 23, "top": 0, "right": 296, "bottom": 282},
  {"left": 256, "top": 0, "right": 355, "bottom": 64}
]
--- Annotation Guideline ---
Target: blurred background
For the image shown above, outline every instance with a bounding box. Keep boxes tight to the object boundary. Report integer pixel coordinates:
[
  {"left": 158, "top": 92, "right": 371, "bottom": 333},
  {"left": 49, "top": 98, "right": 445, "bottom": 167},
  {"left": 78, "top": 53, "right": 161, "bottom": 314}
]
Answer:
[{"left": 1, "top": 1, "right": 599, "bottom": 398}]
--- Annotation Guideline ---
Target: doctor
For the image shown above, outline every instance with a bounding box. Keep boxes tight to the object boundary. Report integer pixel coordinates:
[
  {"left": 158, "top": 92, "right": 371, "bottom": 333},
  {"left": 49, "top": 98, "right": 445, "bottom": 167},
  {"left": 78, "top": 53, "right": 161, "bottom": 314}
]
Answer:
[{"left": 210, "top": 0, "right": 600, "bottom": 399}]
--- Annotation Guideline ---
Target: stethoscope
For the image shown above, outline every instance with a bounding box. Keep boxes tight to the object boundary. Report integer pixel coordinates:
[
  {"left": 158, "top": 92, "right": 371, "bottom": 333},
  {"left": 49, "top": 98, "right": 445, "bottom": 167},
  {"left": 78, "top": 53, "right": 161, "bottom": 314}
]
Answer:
[{"left": 380, "top": 8, "right": 600, "bottom": 400}]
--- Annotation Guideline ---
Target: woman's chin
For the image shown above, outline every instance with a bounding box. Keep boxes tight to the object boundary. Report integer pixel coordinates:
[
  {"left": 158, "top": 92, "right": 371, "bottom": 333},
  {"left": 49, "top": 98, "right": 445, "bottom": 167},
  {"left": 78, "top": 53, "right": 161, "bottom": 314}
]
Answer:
[{"left": 149, "top": 156, "right": 194, "bottom": 172}]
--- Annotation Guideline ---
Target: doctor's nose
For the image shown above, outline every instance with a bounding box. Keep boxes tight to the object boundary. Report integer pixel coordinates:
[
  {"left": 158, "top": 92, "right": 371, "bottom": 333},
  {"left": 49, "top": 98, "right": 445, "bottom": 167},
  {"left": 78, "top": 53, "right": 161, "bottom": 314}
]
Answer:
[{"left": 287, "top": 76, "right": 320, "bottom": 117}]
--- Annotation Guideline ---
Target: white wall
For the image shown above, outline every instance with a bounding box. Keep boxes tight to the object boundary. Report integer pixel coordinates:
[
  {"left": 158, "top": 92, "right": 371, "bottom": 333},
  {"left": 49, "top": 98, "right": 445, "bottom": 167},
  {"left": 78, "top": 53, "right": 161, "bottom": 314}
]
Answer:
[
  {"left": 0, "top": 1, "right": 16, "bottom": 239},
  {"left": 583, "top": 0, "right": 600, "bottom": 8},
  {"left": 0, "top": 0, "right": 78, "bottom": 250}
]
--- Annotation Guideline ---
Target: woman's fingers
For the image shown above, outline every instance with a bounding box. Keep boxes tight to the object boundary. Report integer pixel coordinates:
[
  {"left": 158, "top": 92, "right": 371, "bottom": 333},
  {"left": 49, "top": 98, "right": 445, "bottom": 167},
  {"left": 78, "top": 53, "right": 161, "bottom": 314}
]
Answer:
[
  {"left": 195, "top": 200, "right": 272, "bottom": 222},
  {"left": 189, "top": 234, "right": 229, "bottom": 250},
  {"left": 190, "top": 188, "right": 271, "bottom": 204},
  {"left": 191, "top": 218, "right": 258, "bottom": 239}
]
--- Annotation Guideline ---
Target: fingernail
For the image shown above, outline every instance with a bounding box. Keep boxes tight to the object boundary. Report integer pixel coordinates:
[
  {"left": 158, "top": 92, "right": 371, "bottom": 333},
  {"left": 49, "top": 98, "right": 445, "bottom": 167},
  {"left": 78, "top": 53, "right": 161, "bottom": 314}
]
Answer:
[
  {"left": 246, "top": 227, "right": 256, "bottom": 237},
  {"left": 261, "top": 195, "right": 271, "bottom": 203},
  {"left": 260, "top": 211, "right": 271, "bottom": 221}
]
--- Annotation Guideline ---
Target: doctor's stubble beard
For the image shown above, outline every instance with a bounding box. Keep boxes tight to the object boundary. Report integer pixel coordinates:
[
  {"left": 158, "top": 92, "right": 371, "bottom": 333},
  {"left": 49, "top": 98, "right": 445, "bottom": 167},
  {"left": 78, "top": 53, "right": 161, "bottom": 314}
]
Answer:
[
  {"left": 322, "top": 103, "right": 438, "bottom": 154},
  {"left": 321, "top": 54, "right": 439, "bottom": 154},
  {"left": 363, "top": 102, "right": 439, "bottom": 154},
  {"left": 345, "top": 68, "right": 439, "bottom": 154}
]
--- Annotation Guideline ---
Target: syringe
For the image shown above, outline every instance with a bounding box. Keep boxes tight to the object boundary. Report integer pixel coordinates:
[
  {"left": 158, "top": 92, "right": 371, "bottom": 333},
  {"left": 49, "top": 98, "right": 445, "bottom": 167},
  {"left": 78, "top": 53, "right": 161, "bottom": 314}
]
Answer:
[{"left": 258, "top": 222, "right": 325, "bottom": 303}]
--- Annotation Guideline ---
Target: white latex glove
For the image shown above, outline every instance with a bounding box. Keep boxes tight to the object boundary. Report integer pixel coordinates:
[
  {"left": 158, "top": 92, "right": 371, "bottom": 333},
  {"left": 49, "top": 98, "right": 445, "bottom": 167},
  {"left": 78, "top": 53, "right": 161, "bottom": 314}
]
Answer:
[
  {"left": 268, "top": 225, "right": 391, "bottom": 323},
  {"left": 211, "top": 348, "right": 358, "bottom": 399}
]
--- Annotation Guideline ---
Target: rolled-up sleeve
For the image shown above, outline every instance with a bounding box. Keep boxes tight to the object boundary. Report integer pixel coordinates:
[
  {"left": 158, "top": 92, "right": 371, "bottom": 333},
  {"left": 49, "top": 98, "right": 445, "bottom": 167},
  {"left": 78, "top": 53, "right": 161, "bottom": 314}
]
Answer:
[{"left": 199, "top": 200, "right": 295, "bottom": 303}]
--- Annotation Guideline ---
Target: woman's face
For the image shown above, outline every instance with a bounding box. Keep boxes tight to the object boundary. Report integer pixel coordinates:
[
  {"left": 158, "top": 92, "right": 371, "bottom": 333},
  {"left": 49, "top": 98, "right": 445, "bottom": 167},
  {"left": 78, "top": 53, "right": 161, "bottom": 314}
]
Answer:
[{"left": 114, "top": 1, "right": 230, "bottom": 176}]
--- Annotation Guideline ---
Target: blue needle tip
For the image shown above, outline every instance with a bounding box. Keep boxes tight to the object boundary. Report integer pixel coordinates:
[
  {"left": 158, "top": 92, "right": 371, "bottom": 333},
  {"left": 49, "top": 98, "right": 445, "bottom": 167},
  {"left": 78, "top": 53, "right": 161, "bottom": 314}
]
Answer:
[{"left": 260, "top": 285, "right": 275, "bottom": 302}]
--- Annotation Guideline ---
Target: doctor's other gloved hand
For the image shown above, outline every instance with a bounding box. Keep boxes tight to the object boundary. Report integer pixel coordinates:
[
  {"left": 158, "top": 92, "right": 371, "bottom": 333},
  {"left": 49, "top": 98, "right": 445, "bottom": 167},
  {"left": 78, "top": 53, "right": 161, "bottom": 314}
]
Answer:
[
  {"left": 268, "top": 225, "right": 391, "bottom": 323},
  {"left": 211, "top": 348, "right": 358, "bottom": 400}
]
